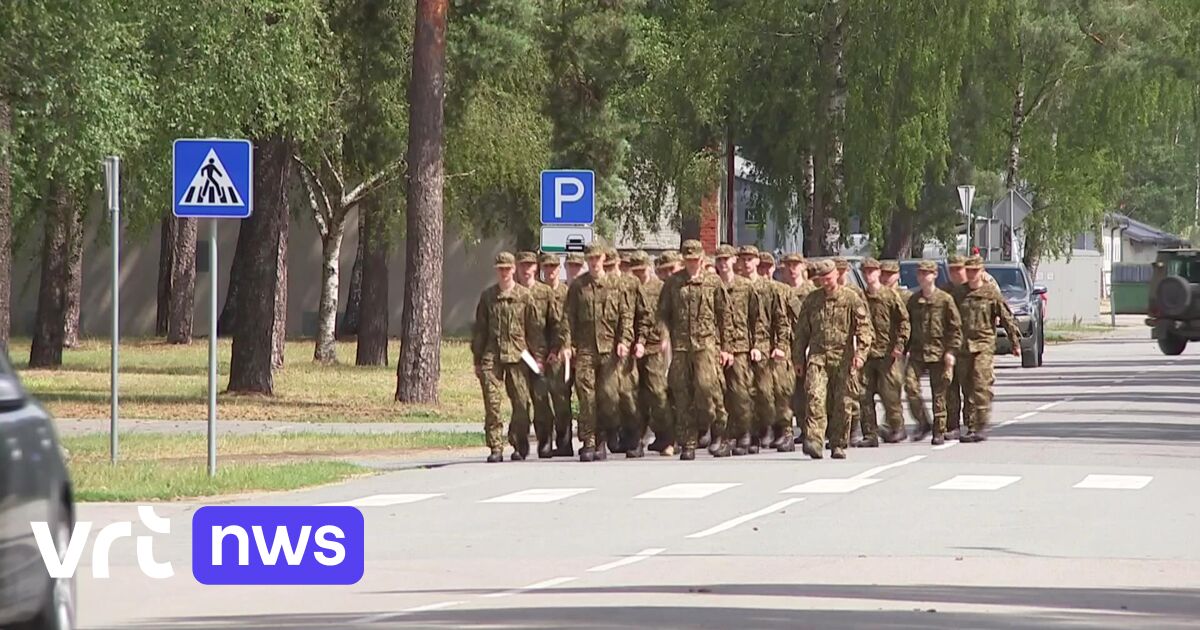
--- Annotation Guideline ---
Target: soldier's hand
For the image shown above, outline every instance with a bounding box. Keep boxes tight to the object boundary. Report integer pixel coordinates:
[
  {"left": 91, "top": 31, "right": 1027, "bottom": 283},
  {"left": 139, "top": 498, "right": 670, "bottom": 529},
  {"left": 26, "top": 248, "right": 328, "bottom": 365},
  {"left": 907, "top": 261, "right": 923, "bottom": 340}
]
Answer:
[
  {"left": 720, "top": 351, "right": 734, "bottom": 367},
  {"left": 852, "top": 356, "right": 864, "bottom": 371},
  {"left": 635, "top": 343, "right": 646, "bottom": 358},
  {"left": 660, "top": 339, "right": 670, "bottom": 354},
  {"left": 616, "top": 343, "right": 630, "bottom": 358},
  {"left": 1012, "top": 344, "right": 1021, "bottom": 357},
  {"left": 771, "top": 348, "right": 786, "bottom": 360},
  {"left": 561, "top": 349, "right": 573, "bottom": 364},
  {"left": 891, "top": 348, "right": 903, "bottom": 360},
  {"left": 944, "top": 352, "right": 956, "bottom": 368},
  {"left": 751, "top": 349, "right": 763, "bottom": 362}
]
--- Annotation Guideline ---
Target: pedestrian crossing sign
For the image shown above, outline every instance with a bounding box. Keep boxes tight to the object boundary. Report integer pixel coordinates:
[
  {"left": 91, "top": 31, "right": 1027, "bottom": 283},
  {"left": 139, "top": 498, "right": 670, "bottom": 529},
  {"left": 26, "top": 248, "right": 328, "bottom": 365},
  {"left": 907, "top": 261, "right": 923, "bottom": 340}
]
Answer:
[{"left": 173, "top": 138, "right": 253, "bottom": 218}]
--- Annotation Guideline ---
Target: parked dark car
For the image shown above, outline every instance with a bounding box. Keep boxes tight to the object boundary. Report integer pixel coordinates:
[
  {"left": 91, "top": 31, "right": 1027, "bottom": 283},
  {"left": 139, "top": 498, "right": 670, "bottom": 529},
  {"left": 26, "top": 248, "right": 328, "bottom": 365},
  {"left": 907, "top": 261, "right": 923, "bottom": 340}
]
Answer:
[
  {"left": 898, "top": 259, "right": 950, "bottom": 290},
  {"left": 984, "top": 262, "right": 1046, "bottom": 368},
  {"left": 1146, "top": 248, "right": 1200, "bottom": 355},
  {"left": 0, "top": 349, "right": 76, "bottom": 630}
]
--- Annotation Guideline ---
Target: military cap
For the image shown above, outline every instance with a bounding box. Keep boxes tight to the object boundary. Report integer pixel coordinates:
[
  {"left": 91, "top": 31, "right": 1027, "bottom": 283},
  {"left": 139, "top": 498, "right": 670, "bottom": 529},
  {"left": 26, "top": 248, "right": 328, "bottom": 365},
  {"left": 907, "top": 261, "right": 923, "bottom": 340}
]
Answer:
[
  {"left": 781, "top": 252, "right": 805, "bottom": 264},
  {"left": 584, "top": 243, "right": 606, "bottom": 257},
  {"left": 860, "top": 257, "right": 881, "bottom": 270},
  {"left": 811, "top": 259, "right": 837, "bottom": 276},
  {"left": 539, "top": 252, "right": 561, "bottom": 267},
  {"left": 880, "top": 259, "right": 900, "bottom": 273},
  {"left": 916, "top": 260, "right": 938, "bottom": 273},
  {"left": 758, "top": 252, "right": 776, "bottom": 265},
  {"left": 680, "top": 239, "right": 704, "bottom": 260},
  {"left": 629, "top": 250, "right": 650, "bottom": 269},
  {"left": 494, "top": 252, "right": 516, "bottom": 268},
  {"left": 715, "top": 244, "right": 737, "bottom": 259},
  {"left": 833, "top": 257, "right": 850, "bottom": 270},
  {"left": 619, "top": 250, "right": 634, "bottom": 263},
  {"left": 737, "top": 245, "right": 760, "bottom": 258},
  {"left": 565, "top": 252, "right": 586, "bottom": 265},
  {"left": 947, "top": 254, "right": 966, "bottom": 268},
  {"left": 661, "top": 250, "right": 682, "bottom": 264},
  {"left": 965, "top": 254, "right": 985, "bottom": 269},
  {"left": 515, "top": 251, "right": 538, "bottom": 265},
  {"left": 604, "top": 248, "right": 619, "bottom": 266},
  {"left": 654, "top": 254, "right": 670, "bottom": 269}
]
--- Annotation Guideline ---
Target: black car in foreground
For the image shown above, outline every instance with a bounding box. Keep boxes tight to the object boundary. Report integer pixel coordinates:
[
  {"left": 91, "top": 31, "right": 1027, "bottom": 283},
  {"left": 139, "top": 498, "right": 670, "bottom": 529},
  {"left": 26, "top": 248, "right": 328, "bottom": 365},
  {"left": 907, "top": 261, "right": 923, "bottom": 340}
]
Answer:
[{"left": 0, "top": 349, "right": 76, "bottom": 630}]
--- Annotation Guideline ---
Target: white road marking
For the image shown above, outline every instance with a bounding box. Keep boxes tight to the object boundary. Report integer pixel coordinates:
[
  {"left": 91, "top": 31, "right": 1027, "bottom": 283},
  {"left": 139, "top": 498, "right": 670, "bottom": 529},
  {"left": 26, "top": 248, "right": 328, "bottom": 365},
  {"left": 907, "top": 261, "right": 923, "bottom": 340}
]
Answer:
[
  {"left": 483, "top": 576, "right": 578, "bottom": 599},
  {"left": 352, "top": 601, "right": 464, "bottom": 624},
  {"left": 635, "top": 483, "right": 740, "bottom": 500},
  {"left": 850, "top": 455, "right": 926, "bottom": 480},
  {"left": 481, "top": 488, "right": 592, "bottom": 504},
  {"left": 586, "top": 548, "right": 666, "bottom": 572},
  {"left": 932, "top": 441, "right": 959, "bottom": 450},
  {"left": 1015, "top": 411, "right": 1037, "bottom": 420},
  {"left": 1074, "top": 474, "right": 1153, "bottom": 490},
  {"left": 321, "top": 493, "right": 442, "bottom": 507},
  {"left": 780, "top": 478, "right": 881, "bottom": 494},
  {"left": 1035, "top": 401, "right": 1062, "bottom": 411},
  {"left": 685, "top": 498, "right": 804, "bottom": 539},
  {"left": 995, "top": 419, "right": 1018, "bottom": 428},
  {"left": 930, "top": 475, "right": 1022, "bottom": 491}
]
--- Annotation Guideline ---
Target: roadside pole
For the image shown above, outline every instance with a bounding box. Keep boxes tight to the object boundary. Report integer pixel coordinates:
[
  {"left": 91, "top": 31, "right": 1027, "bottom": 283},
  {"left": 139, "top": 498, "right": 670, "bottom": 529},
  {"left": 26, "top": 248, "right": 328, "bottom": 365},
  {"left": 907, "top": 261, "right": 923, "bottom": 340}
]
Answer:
[
  {"left": 208, "top": 220, "right": 218, "bottom": 477},
  {"left": 103, "top": 156, "right": 120, "bottom": 464}
]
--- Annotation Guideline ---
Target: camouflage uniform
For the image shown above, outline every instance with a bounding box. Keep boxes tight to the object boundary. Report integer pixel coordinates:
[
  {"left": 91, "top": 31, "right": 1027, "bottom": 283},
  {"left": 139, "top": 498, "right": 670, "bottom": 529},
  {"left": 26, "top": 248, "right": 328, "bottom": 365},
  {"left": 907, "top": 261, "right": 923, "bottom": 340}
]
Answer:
[
  {"left": 834, "top": 257, "right": 867, "bottom": 443},
  {"left": 471, "top": 253, "right": 539, "bottom": 460},
  {"left": 719, "top": 246, "right": 759, "bottom": 453},
  {"left": 658, "top": 240, "right": 732, "bottom": 459},
  {"left": 781, "top": 253, "right": 815, "bottom": 442},
  {"left": 858, "top": 259, "right": 911, "bottom": 445},
  {"left": 958, "top": 256, "right": 1021, "bottom": 440},
  {"left": 943, "top": 255, "right": 969, "bottom": 436},
  {"left": 636, "top": 253, "right": 675, "bottom": 453},
  {"left": 905, "top": 261, "right": 963, "bottom": 443},
  {"left": 607, "top": 249, "right": 642, "bottom": 452},
  {"left": 793, "top": 260, "right": 873, "bottom": 459},
  {"left": 756, "top": 251, "right": 795, "bottom": 450},
  {"left": 565, "top": 244, "right": 632, "bottom": 460},
  {"left": 519, "top": 251, "right": 568, "bottom": 458},
  {"left": 534, "top": 253, "right": 575, "bottom": 456}
]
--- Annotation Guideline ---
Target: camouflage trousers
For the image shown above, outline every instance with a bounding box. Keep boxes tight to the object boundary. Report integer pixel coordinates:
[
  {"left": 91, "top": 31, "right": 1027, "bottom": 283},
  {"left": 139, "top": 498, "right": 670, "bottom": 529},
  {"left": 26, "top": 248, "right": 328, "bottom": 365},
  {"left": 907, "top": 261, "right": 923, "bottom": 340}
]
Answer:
[
  {"left": 478, "top": 356, "right": 532, "bottom": 450},
  {"left": 791, "top": 373, "right": 807, "bottom": 440},
  {"left": 771, "top": 358, "right": 796, "bottom": 440},
  {"left": 618, "top": 354, "right": 642, "bottom": 441},
  {"left": 861, "top": 355, "right": 904, "bottom": 439},
  {"left": 669, "top": 348, "right": 724, "bottom": 449},
  {"left": 833, "top": 372, "right": 863, "bottom": 442},
  {"left": 533, "top": 359, "right": 573, "bottom": 447},
  {"left": 959, "top": 350, "right": 996, "bottom": 432},
  {"left": 637, "top": 352, "right": 672, "bottom": 443},
  {"left": 946, "top": 351, "right": 970, "bottom": 432},
  {"left": 905, "top": 358, "right": 952, "bottom": 436},
  {"left": 573, "top": 351, "right": 621, "bottom": 449},
  {"left": 723, "top": 354, "right": 756, "bottom": 439},
  {"left": 804, "top": 359, "right": 860, "bottom": 450}
]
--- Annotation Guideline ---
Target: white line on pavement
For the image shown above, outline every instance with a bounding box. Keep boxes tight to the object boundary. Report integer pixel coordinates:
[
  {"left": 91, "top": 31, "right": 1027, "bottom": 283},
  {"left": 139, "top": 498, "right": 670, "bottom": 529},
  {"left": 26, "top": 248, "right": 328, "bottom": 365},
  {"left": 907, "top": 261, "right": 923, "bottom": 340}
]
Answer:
[
  {"left": 483, "top": 576, "right": 578, "bottom": 599},
  {"left": 481, "top": 488, "right": 593, "bottom": 504},
  {"left": 320, "top": 493, "right": 443, "bottom": 507},
  {"left": 352, "top": 600, "right": 465, "bottom": 624},
  {"left": 995, "top": 419, "right": 1018, "bottom": 428},
  {"left": 1015, "top": 411, "right": 1037, "bottom": 420},
  {"left": 932, "top": 441, "right": 959, "bottom": 450},
  {"left": 930, "top": 475, "right": 1021, "bottom": 491},
  {"left": 635, "top": 483, "right": 740, "bottom": 500},
  {"left": 780, "top": 478, "right": 881, "bottom": 494},
  {"left": 586, "top": 548, "right": 666, "bottom": 572},
  {"left": 685, "top": 498, "right": 804, "bottom": 539},
  {"left": 850, "top": 455, "right": 927, "bottom": 480},
  {"left": 1074, "top": 474, "right": 1154, "bottom": 490},
  {"left": 1035, "top": 401, "right": 1062, "bottom": 411}
]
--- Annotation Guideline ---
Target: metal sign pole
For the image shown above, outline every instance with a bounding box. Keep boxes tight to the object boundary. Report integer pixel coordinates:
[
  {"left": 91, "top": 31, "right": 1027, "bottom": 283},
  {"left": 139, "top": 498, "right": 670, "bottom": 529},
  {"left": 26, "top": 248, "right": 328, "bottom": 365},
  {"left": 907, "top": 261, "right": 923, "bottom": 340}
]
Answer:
[
  {"left": 104, "top": 157, "right": 120, "bottom": 464},
  {"left": 208, "top": 220, "right": 218, "bottom": 477}
]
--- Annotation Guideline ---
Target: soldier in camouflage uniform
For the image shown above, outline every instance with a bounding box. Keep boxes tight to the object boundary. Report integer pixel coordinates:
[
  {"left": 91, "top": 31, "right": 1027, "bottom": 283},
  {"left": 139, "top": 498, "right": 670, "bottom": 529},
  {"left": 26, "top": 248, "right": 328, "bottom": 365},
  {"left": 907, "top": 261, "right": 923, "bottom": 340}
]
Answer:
[
  {"left": 514, "top": 251, "right": 566, "bottom": 458},
  {"left": 793, "top": 259, "right": 873, "bottom": 460},
  {"left": 943, "top": 255, "right": 969, "bottom": 439},
  {"left": 713, "top": 245, "right": 754, "bottom": 456},
  {"left": 832, "top": 257, "right": 869, "bottom": 446},
  {"left": 879, "top": 260, "right": 911, "bottom": 442},
  {"left": 565, "top": 252, "right": 586, "bottom": 284},
  {"left": 564, "top": 244, "right": 633, "bottom": 462},
  {"left": 881, "top": 260, "right": 910, "bottom": 302},
  {"left": 757, "top": 252, "right": 796, "bottom": 451},
  {"left": 658, "top": 240, "right": 733, "bottom": 460},
  {"left": 905, "top": 260, "right": 963, "bottom": 446},
  {"left": 959, "top": 255, "right": 1022, "bottom": 441},
  {"left": 604, "top": 248, "right": 642, "bottom": 453},
  {"left": 472, "top": 252, "right": 539, "bottom": 463},
  {"left": 780, "top": 253, "right": 815, "bottom": 445},
  {"left": 538, "top": 253, "right": 576, "bottom": 457},
  {"left": 621, "top": 251, "right": 666, "bottom": 458},
  {"left": 734, "top": 245, "right": 780, "bottom": 454},
  {"left": 856, "top": 258, "right": 910, "bottom": 447}
]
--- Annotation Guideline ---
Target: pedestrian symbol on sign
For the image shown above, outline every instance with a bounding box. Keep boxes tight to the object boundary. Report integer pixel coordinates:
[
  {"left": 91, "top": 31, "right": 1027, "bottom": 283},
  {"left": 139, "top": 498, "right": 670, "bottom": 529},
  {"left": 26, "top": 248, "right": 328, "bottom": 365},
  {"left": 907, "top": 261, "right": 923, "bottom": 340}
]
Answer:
[{"left": 179, "top": 149, "right": 243, "bottom": 207}]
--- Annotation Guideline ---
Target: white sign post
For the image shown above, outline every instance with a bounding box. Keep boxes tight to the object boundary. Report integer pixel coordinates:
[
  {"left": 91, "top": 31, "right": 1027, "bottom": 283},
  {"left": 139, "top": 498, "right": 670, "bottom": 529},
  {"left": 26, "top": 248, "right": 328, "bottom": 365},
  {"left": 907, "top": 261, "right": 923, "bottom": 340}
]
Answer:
[
  {"left": 958, "top": 185, "right": 976, "bottom": 255},
  {"left": 103, "top": 157, "right": 120, "bottom": 464}
]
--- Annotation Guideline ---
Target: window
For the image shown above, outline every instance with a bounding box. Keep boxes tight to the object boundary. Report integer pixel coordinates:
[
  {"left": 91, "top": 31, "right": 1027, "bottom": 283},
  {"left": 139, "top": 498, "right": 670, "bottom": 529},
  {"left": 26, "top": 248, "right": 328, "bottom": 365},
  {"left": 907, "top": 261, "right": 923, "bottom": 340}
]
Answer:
[{"left": 985, "top": 266, "right": 1029, "bottom": 299}]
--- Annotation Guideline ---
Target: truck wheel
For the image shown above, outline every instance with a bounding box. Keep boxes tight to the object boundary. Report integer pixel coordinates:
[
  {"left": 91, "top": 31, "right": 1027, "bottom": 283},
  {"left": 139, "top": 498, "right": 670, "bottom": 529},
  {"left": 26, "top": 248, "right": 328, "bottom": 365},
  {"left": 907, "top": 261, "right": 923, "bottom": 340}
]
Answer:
[
  {"left": 1157, "top": 335, "right": 1188, "bottom": 356},
  {"left": 1021, "top": 340, "right": 1039, "bottom": 368}
]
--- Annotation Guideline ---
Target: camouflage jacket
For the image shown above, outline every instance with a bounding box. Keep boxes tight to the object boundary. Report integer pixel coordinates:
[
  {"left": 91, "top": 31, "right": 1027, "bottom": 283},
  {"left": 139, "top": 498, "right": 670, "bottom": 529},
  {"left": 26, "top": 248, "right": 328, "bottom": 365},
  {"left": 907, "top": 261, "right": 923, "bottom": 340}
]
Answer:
[
  {"left": 525, "top": 280, "right": 568, "bottom": 359},
  {"left": 657, "top": 270, "right": 731, "bottom": 353},
  {"left": 864, "top": 286, "right": 911, "bottom": 359},
  {"left": 565, "top": 271, "right": 632, "bottom": 355},
  {"left": 471, "top": 283, "right": 539, "bottom": 365},
  {"left": 750, "top": 278, "right": 792, "bottom": 354},
  {"left": 721, "top": 275, "right": 757, "bottom": 353},
  {"left": 959, "top": 283, "right": 1021, "bottom": 354},
  {"left": 793, "top": 286, "right": 873, "bottom": 367},
  {"left": 906, "top": 288, "right": 963, "bottom": 362},
  {"left": 635, "top": 276, "right": 667, "bottom": 354},
  {"left": 785, "top": 283, "right": 816, "bottom": 329}
]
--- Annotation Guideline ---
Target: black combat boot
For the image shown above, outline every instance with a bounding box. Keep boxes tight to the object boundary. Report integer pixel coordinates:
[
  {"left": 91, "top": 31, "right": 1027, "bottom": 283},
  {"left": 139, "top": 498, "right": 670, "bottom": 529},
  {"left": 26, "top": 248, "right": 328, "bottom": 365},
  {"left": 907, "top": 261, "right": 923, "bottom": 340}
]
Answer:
[
  {"left": 777, "top": 431, "right": 796, "bottom": 452},
  {"left": 608, "top": 430, "right": 625, "bottom": 454},
  {"left": 486, "top": 448, "right": 504, "bottom": 463},
  {"left": 883, "top": 427, "right": 908, "bottom": 443},
  {"left": 931, "top": 434, "right": 945, "bottom": 446},
  {"left": 578, "top": 446, "right": 595, "bottom": 462},
  {"left": 831, "top": 446, "right": 847, "bottom": 459},
  {"left": 747, "top": 435, "right": 761, "bottom": 455},
  {"left": 538, "top": 441, "right": 554, "bottom": 459},
  {"left": 679, "top": 446, "right": 697, "bottom": 461},
  {"left": 698, "top": 430, "right": 712, "bottom": 449},
  {"left": 554, "top": 431, "right": 575, "bottom": 457},
  {"left": 910, "top": 426, "right": 931, "bottom": 443},
  {"left": 801, "top": 440, "right": 823, "bottom": 460},
  {"left": 711, "top": 439, "right": 732, "bottom": 458},
  {"left": 732, "top": 433, "right": 750, "bottom": 456},
  {"left": 854, "top": 436, "right": 880, "bottom": 448},
  {"left": 595, "top": 440, "right": 609, "bottom": 461},
  {"left": 515, "top": 434, "right": 530, "bottom": 460},
  {"left": 647, "top": 431, "right": 670, "bottom": 453},
  {"left": 626, "top": 442, "right": 645, "bottom": 458}
]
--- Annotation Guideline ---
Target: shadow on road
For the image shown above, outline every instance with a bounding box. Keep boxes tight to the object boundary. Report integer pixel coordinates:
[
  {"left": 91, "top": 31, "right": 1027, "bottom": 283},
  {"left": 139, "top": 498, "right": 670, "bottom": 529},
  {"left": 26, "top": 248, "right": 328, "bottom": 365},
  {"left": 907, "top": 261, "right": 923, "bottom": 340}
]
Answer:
[{"left": 998, "top": 421, "right": 1200, "bottom": 442}]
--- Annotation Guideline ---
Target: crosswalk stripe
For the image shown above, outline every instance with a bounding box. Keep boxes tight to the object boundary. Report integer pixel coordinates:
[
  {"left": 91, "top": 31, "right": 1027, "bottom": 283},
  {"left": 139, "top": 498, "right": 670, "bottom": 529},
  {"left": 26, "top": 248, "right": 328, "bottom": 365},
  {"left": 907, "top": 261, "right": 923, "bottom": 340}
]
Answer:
[
  {"left": 320, "top": 493, "right": 442, "bottom": 507},
  {"left": 1073, "top": 474, "right": 1153, "bottom": 490},
  {"left": 930, "top": 475, "right": 1021, "bottom": 491},
  {"left": 481, "top": 488, "right": 593, "bottom": 504},
  {"left": 635, "top": 483, "right": 740, "bottom": 499}
]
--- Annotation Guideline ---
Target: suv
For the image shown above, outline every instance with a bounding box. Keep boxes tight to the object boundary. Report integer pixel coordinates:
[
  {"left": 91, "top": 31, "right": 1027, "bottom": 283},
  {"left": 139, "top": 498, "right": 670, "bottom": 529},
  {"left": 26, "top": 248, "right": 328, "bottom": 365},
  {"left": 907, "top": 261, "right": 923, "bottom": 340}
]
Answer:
[
  {"left": 985, "top": 262, "right": 1047, "bottom": 368},
  {"left": 1146, "top": 248, "right": 1200, "bottom": 355}
]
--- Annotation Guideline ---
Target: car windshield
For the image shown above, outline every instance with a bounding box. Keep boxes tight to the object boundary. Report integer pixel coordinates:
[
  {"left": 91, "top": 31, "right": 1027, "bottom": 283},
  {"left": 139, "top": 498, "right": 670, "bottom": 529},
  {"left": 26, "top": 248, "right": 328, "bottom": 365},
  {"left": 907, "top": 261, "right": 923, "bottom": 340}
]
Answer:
[
  {"left": 898, "top": 262, "right": 948, "bottom": 290},
  {"left": 986, "top": 266, "right": 1028, "bottom": 297}
]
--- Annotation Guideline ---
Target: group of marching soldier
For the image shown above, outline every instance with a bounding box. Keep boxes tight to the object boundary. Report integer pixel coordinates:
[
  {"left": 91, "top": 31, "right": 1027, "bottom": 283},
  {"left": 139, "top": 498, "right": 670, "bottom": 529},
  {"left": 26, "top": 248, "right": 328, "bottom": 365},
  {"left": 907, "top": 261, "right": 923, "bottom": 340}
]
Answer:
[{"left": 472, "top": 239, "right": 1021, "bottom": 463}]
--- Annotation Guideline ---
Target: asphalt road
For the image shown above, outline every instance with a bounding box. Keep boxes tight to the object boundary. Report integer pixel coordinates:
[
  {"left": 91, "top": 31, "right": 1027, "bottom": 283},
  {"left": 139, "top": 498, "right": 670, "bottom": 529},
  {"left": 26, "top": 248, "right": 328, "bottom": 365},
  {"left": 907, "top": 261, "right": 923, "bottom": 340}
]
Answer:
[{"left": 74, "top": 328, "right": 1200, "bottom": 629}]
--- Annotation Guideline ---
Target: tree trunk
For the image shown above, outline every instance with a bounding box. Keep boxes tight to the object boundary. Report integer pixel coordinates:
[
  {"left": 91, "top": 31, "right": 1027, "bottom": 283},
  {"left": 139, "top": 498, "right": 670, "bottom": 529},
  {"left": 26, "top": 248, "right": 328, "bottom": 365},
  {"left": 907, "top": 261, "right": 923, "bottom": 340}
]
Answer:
[
  {"left": 396, "top": 0, "right": 448, "bottom": 403},
  {"left": 819, "top": 0, "right": 847, "bottom": 257},
  {"left": 882, "top": 204, "right": 915, "bottom": 259},
  {"left": 29, "top": 186, "right": 71, "bottom": 368},
  {"left": 314, "top": 217, "right": 346, "bottom": 364},
  {"left": 0, "top": 98, "right": 11, "bottom": 347},
  {"left": 356, "top": 198, "right": 390, "bottom": 366},
  {"left": 62, "top": 206, "right": 84, "bottom": 348},
  {"left": 167, "top": 217, "right": 198, "bottom": 344},
  {"left": 216, "top": 224, "right": 244, "bottom": 337},
  {"left": 801, "top": 151, "right": 815, "bottom": 253},
  {"left": 156, "top": 216, "right": 177, "bottom": 336},
  {"left": 227, "top": 136, "right": 291, "bottom": 395},
  {"left": 341, "top": 210, "right": 365, "bottom": 337},
  {"left": 271, "top": 212, "right": 288, "bottom": 370},
  {"left": 1005, "top": 60, "right": 1026, "bottom": 190}
]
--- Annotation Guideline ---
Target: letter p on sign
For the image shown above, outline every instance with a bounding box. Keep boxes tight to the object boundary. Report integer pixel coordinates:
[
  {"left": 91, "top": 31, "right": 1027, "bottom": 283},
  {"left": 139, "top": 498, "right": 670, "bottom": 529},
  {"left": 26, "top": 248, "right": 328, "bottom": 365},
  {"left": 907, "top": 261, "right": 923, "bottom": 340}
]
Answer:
[{"left": 541, "top": 170, "right": 595, "bottom": 225}]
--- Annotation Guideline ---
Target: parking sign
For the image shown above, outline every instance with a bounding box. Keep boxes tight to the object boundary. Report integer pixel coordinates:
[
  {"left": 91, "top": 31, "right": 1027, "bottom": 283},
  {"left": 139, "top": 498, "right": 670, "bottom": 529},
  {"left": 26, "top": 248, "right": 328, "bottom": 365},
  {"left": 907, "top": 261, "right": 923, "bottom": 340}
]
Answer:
[{"left": 540, "top": 170, "right": 595, "bottom": 225}]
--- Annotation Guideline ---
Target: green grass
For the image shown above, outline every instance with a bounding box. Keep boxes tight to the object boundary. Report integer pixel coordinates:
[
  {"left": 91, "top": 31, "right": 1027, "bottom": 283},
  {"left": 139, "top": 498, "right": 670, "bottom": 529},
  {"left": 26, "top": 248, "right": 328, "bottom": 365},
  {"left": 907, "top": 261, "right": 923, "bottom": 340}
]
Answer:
[
  {"left": 1043, "top": 320, "right": 1115, "bottom": 343},
  {"left": 62, "top": 430, "right": 486, "bottom": 502},
  {"left": 6, "top": 337, "right": 482, "bottom": 424}
]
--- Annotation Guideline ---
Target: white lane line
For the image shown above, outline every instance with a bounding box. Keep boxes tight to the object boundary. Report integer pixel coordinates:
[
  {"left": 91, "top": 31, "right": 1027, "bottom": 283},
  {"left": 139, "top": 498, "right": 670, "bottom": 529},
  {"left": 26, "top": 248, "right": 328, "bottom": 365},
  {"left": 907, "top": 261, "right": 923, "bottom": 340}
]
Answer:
[
  {"left": 635, "top": 483, "right": 740, "bottom": 500},
  {"left": 850, "top": 455, "right": 927, "bottom": 480},
  {"left": 685, "top": 498, "right": 804, "bottom": 539},
  {"left": 586, "top": 548, "right": 666, "bottom": 572},
  {"left": 320, "top": 493, "right": 442, "bottom": 507},
  {"left": 481, "top": 488, "right": 592, "bottom": 504},
  {"left": 1074, "top": 474, "right": 1153, "bottom": 490},
  {"left": 482, "top": 576, "right": 578, "bottom": 599},
  {"left": 932, "top": 441, "right": 959, "bottom": 451},
  {"left": 995, "top": 419, "right": 1018, "bottom": 428},
  {"left": 1015, "top": 411, "right": 1038, "bottom": 420},
  {"left": 353, "top": 600, "right": 464, "bottom": 624},
  {"left": 780, "top": 478, "right": 881, "bottom": 494},
  {"left": 1035, "top": 401, "right": 1062, "bottom": 411},
  {"left": 930, "top": 475, "right": 1021, "bottom": 491}
]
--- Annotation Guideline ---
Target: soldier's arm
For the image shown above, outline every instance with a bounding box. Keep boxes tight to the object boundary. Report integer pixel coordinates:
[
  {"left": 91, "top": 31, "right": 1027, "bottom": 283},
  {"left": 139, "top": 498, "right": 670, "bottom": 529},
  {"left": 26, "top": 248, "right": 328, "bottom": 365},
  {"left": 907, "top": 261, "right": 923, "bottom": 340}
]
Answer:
[
  {"left": 792, "top": 297, "right": 812, "bottom": 365},
  {"left": 773, "top": 286, "right": 792, "bottom": 353},
  {"left": 945, "top": 297, "right": 963, "bottom": 353},
  {"left": 564, "top": 283, "right": 581, "bottom": 355},
  {"left": 715, "top": 283, "right": 732, "bottom": 352},
  {"left": 552, "top": 292, "right": 570, "bottom": 351},
  {"left": 905, "top": 294, "right": 919, "bottom": 354},
  {"left": 618, "top": 287, "right": 635, "bottom": 348},
  {"left": 893, "top": 293, "right": 911, "bottom": 355},
  {"left": 995, "top": 291, "right": 1021, "bottom": 341},
  {"left": 635, "top": 287, "right": 652, "bottom": 345},
  {"left": 523, "top": 294, "right": 542, "bottom": 355},
  {"left": 470, "top": 291, "right": 488, "bottom": 366},
  {"left": 852, "top": 294, "right": 873, "bottom": 365}
]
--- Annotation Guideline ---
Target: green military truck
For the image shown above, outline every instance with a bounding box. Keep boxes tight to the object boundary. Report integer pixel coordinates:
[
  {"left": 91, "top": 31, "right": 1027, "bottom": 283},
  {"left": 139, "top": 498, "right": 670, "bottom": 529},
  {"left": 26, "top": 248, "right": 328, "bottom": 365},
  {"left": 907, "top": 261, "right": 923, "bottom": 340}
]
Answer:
[{"left": 1146, "top": 248, "right": 1200, "bottom": 355}]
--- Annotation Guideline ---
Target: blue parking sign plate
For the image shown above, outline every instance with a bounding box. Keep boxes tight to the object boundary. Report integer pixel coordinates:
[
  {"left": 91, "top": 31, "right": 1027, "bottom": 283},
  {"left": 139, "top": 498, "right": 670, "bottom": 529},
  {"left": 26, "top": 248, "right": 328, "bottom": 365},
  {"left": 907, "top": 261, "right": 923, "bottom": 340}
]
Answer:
[
  {"left": 540, "top": 170, "right": 595, "bottom": 225},
  {"left": 173, "top": 139, "right": 253, "bottom": 219}
]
